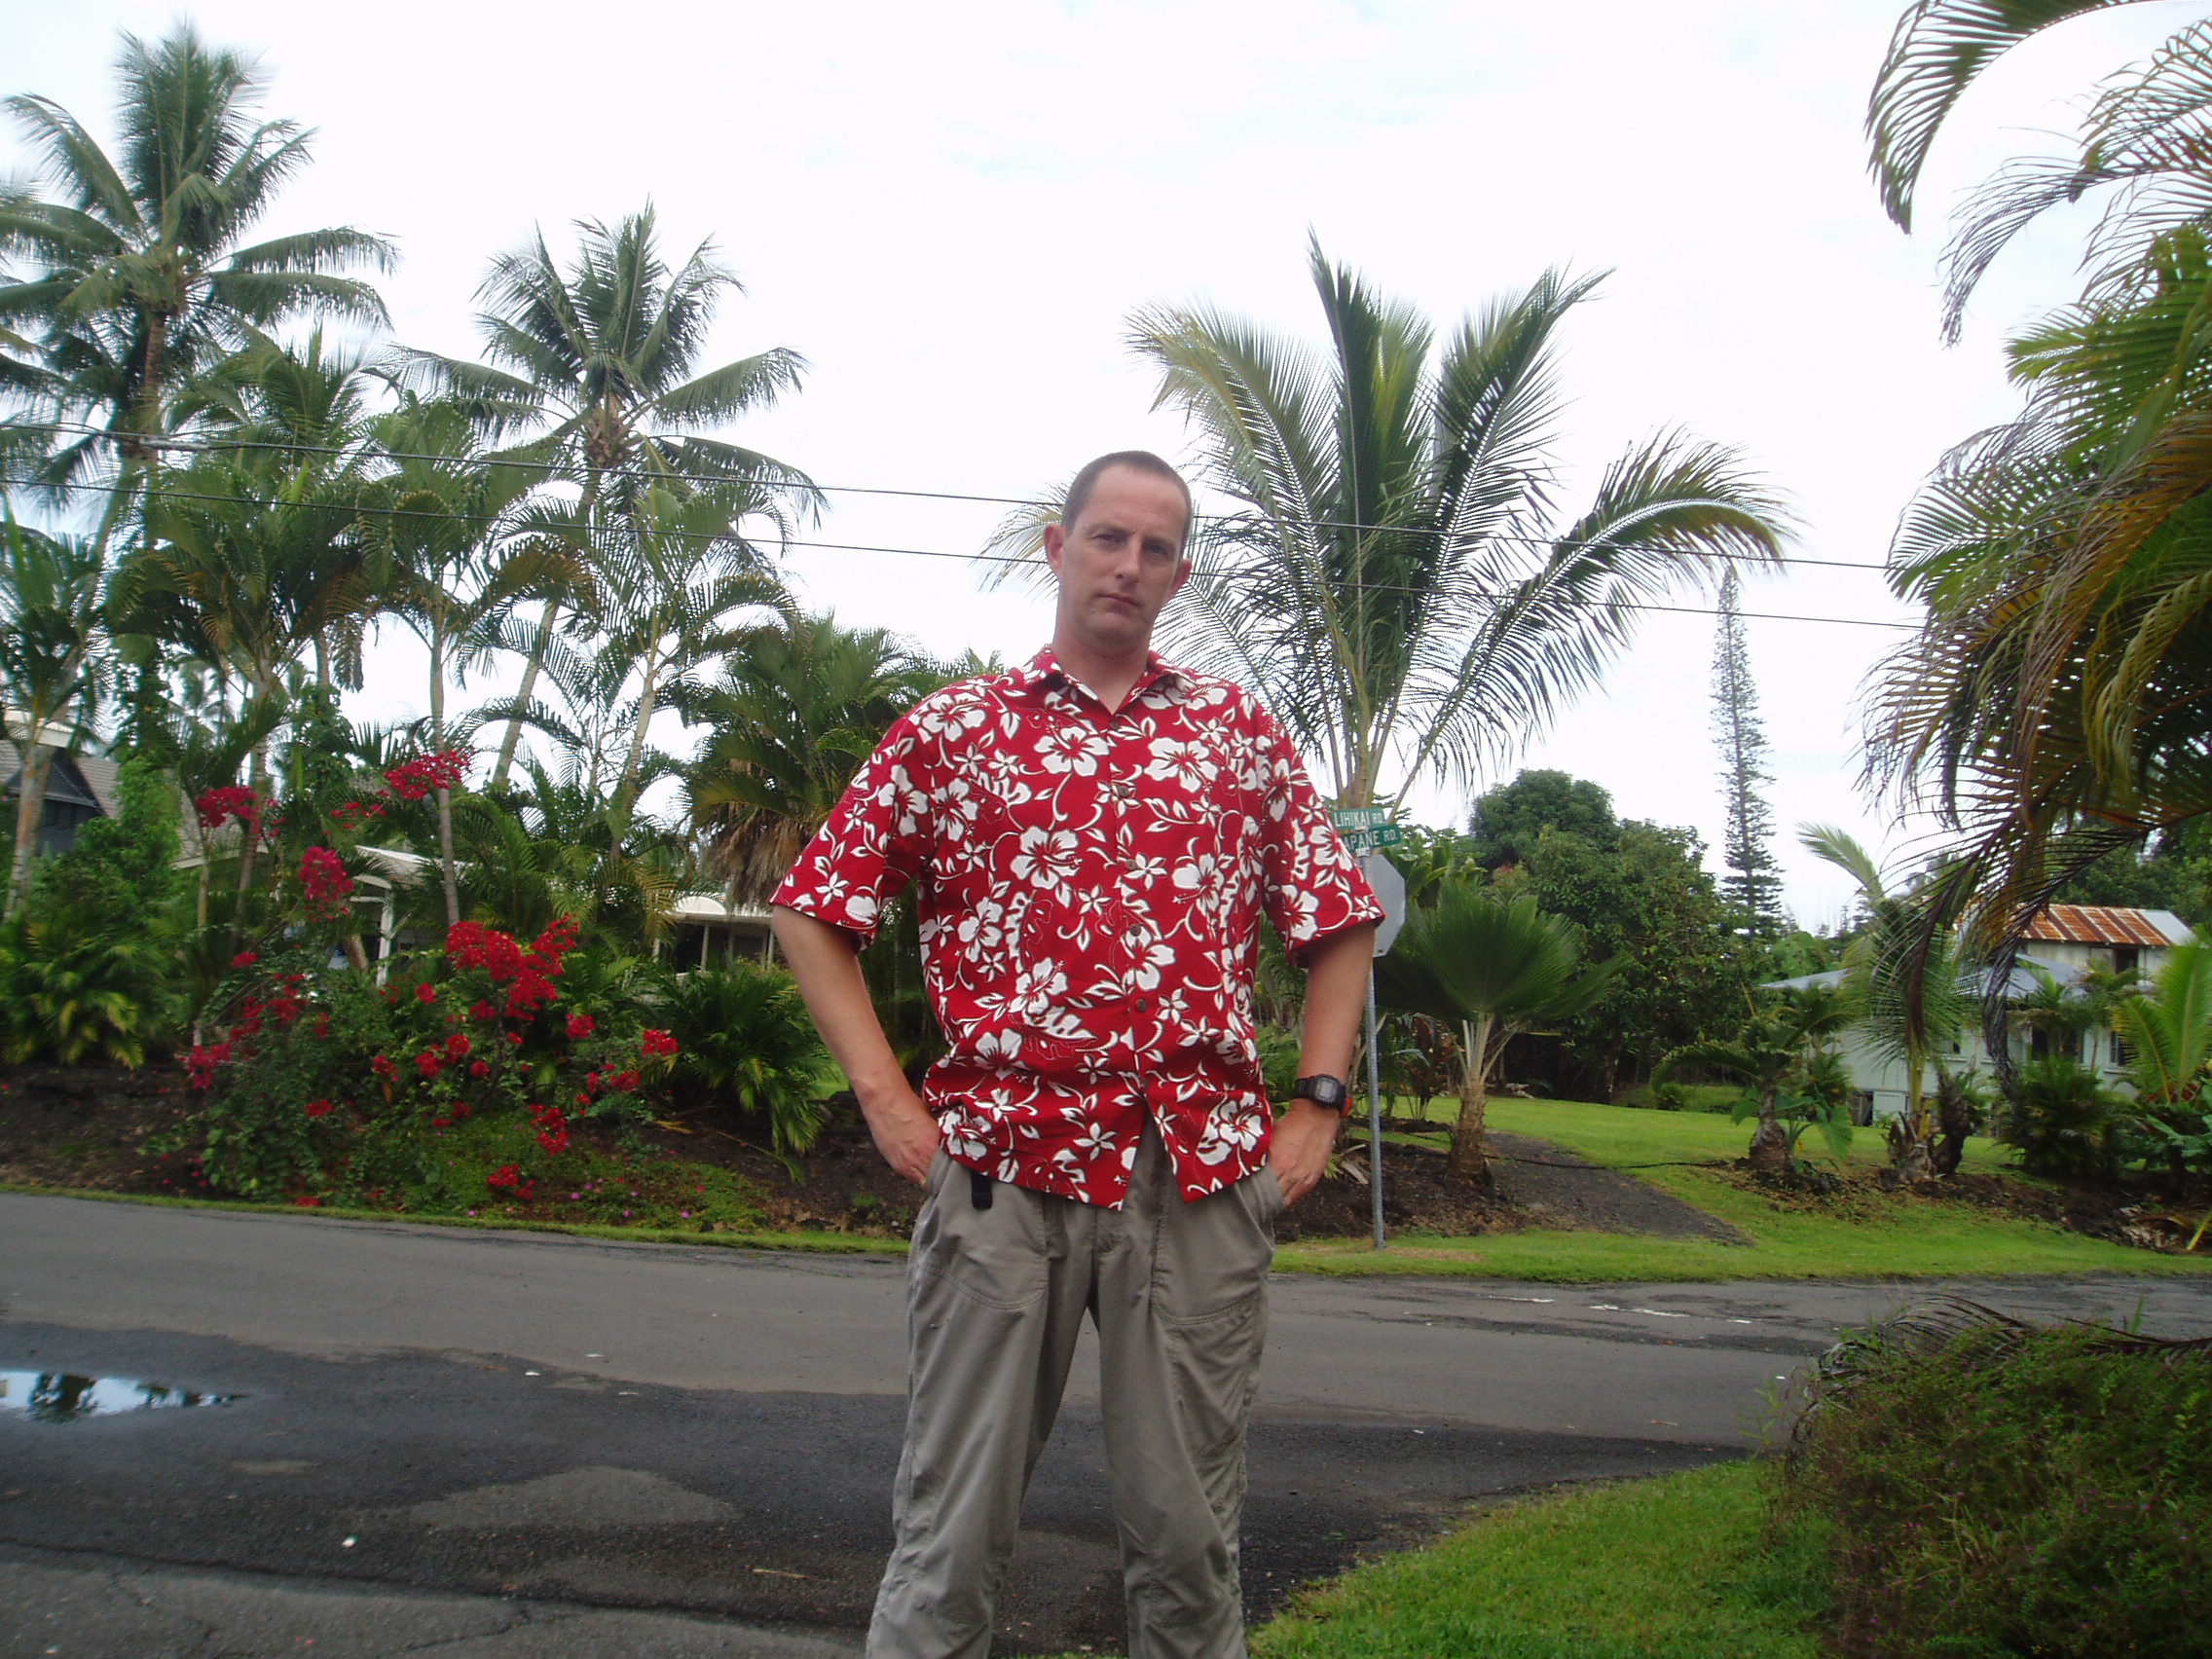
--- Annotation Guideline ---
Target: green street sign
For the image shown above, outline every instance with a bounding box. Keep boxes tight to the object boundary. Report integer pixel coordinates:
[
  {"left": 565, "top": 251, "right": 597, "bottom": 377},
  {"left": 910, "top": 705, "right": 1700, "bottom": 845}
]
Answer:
[
  {"left": 1345, "top": 824, "right": 1403, "bottom": 852},
  {"left": 1330, "top": 806, "right": 1391, "bottom": 830}
]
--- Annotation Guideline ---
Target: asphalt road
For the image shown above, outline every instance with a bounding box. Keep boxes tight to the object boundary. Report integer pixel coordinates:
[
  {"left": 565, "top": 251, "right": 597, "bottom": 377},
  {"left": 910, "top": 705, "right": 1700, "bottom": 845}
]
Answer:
[{"left": 5, "top": 1193, "right": 2210, "bottom": 1657}]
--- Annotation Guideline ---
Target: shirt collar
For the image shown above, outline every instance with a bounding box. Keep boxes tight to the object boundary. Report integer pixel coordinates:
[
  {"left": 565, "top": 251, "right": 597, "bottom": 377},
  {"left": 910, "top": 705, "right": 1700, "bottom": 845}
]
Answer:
[{"left": 1015, "top": 646, "right": 1190, "bottom": 710}]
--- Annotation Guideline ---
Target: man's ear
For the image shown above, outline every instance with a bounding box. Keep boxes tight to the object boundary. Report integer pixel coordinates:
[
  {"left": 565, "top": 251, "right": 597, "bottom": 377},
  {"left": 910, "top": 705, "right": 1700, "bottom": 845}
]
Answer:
[
  {"left": 1170, "top": 556, "right": 1193, "bottom": 598},
  {"left": 1044, "top": 522, "right": 1067, "bottom": 576}
]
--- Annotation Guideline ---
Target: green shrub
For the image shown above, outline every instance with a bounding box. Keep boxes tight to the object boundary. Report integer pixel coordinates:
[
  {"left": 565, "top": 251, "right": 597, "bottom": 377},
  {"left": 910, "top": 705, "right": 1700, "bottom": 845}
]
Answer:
[
  {"left": 1783, "top": 1306, "right": 2212, "bottom": 1657},
  {"left": 0, "top": 757, "right": 186, "bottom": 1067},
  {"left": 664, "top": 960, "right": 828, "bottom": 1154},
  {"left": 1998, "top": 1053, "right": 2134, "bottom": 1178},
  {"left": 189, "top": 920, "right": 682, "bottom": 1200}
]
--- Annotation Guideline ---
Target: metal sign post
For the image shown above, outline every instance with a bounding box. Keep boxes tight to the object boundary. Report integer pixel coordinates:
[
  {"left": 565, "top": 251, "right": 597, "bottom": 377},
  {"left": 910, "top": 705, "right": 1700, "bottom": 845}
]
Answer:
[{"left": 1339, "top": 830, "right": 1407, "bottom": 1253}]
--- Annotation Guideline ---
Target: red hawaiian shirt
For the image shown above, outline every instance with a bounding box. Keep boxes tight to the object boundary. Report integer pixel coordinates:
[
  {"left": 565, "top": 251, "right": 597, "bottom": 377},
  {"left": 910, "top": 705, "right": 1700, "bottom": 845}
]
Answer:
[{"left": 772, "top": 647, "right": 1381, "bottom": 1207}]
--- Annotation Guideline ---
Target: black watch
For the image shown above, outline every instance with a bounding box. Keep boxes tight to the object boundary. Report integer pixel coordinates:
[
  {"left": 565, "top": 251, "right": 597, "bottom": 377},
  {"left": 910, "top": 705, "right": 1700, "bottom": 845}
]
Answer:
[{"left": 1290, "top": 1074, "right": 1350, "bottom": 1117}]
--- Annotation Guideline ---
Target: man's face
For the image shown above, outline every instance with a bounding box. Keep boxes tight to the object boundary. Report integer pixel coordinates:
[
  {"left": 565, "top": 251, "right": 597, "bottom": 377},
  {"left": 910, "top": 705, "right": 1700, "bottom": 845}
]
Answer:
[{"left": 1044, "top": 466, "right": 1192, "bottom": 658}]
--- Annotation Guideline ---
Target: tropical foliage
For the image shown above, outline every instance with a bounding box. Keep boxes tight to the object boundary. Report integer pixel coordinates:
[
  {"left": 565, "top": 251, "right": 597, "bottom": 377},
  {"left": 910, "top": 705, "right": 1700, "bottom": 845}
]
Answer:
[{"left": 1376, "top": 883, "right": 1617, "bottom": 1181}]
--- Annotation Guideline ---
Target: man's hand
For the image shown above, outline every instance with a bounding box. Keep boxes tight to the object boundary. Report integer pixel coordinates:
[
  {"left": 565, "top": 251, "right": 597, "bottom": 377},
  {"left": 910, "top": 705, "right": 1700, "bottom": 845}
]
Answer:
[
  {"left": 864, "top": 1086, "right": 943, "bottom": 1186},
  {"left": 1269, "top": 1098, "right": 1341, "bottom": 1206}
]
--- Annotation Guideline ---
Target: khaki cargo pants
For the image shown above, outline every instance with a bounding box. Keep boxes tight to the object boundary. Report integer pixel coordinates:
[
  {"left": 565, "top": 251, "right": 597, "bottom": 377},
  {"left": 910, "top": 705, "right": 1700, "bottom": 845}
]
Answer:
[{"left": 867, "top": 1119, "right": 1284, "bottom": 1659}]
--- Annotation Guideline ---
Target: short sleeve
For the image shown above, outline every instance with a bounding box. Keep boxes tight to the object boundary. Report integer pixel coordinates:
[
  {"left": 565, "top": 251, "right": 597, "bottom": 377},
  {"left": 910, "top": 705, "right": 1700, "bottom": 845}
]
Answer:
[
  {"left": 770, "top": 708, "right": 940, "bottom": 943},
  {"left": 1251, "top": 709, "right": 1383, "bottom": 961}
]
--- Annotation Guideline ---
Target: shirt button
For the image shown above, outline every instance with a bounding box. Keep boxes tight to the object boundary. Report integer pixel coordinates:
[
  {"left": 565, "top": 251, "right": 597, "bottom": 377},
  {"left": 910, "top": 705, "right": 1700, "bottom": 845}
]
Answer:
[{"left": 1134, "top": 997, "right": 1153, "bottom": 1012}]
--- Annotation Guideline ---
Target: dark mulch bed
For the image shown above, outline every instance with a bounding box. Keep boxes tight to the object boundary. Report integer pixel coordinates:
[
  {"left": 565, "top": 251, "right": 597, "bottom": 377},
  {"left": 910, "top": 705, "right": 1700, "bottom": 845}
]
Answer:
[
  {"left": 8, "top": 1063, "right": 2194, "bottom": 1253},
  {"left": 1485, "top": 1128, "right": 1752, "bottom": 1244},
  {"left": 0, "top": 1064, "right": 200, "bottom": 1194},
  {"left": 1711, "top": 1161, "right": 2204, "bottom": 1252}
]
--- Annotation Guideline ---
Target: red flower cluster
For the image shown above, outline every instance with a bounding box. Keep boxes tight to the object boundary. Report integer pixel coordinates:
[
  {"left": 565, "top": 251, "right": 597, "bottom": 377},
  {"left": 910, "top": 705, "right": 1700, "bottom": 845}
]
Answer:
[
  {"left": 445, "top": 1032, "right": 471, "bottom": 1059},
  {"left": 566, "top": 1013, "right": 597, "bottom": 1040},
  {"left": 231, "top": 950, "right": 258, "bottom": 969},
  {"left": 186, "top": 1041, "right": 232, "bottom": 1090},
  {"left": 445, "top": 914, "right": 578, "bottom": 1019},
  {"left": 642, "top": 1029, "right": 679, "bottom": 1059},
  {"left": 415, "top": 981, "right": 437, "bottom": 1006},
  {"left": 529, "top": 1103, "right": 570, "bottom": 1157},
  {"left": 305, "top": 1097, "right": 336, "bottom": 1120},
  {"left": 383, "top": 749, "right": 471, "bottom": 801},
  {"left": 195, "top": 787, "right": 266, "bottom": 835},
  {"left": 329, "top": 798, "right": 389, "bottom": 830},
  {"left": 299, "top": 846, "right": 353, "bottom": 920},
  {"left": 487, "top": 1163, "right": 535, "bottom": 1201},
  {"left": 371, "top": 1053, "right": 397, "bottom": 1082},
  {"left": 416, "top": 1051, "right": 443, "bottom": 1079}
]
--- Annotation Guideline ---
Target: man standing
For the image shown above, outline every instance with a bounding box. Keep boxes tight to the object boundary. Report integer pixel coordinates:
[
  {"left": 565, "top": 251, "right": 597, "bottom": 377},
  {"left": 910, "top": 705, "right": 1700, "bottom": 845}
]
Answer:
[{"left": 771, "top": 451, "right": 1380, "bottom": 1659}]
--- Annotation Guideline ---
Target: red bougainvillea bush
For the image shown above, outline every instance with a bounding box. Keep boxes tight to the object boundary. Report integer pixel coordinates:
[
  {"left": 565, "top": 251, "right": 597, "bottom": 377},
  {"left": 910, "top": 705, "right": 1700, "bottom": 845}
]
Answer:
[{"left": 191, "top": 911, "right": 681, "bottom": 1207}]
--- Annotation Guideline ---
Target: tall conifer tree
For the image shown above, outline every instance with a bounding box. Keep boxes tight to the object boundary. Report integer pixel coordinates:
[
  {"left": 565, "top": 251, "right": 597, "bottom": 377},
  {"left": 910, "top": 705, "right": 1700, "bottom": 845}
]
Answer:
[{"left": 1711, "top": 568, "right": 1785, "bottom": 932}]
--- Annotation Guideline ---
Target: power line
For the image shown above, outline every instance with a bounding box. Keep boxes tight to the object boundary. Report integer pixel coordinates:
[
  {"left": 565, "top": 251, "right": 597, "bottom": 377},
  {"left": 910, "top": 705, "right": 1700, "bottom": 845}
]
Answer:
[
  {"left": 22, "top": 472, "right": 1920, "bottom": 632},
  {"left": 17, "top": 417, "right": 1900, "bottom": 574}
]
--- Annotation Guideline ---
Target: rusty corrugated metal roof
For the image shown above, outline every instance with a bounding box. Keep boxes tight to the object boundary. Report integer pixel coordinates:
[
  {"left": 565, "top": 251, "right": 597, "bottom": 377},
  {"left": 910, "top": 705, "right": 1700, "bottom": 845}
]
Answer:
[{"left": 2019, "top": 904, "right": 2187, "bottom": 947}]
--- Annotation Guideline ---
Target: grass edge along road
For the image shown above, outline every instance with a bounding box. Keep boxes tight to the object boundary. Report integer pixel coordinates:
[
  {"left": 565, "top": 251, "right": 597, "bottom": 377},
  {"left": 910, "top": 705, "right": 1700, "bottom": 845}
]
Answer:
[
  {"left": 11, "top": 1094, "right": 2211, "bottom": 1282},
  {"left": 1037, "top": 1461, "right": 1825, "bottom": 1659}
]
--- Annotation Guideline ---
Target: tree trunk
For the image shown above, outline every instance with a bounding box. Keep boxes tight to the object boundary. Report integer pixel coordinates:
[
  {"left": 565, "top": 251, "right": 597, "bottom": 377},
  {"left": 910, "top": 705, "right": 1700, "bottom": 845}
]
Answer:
[
  {"left": 615, "top": 642, "right": 663, "bottom": 811},
  {"left": 428, "top": 632, "right": 461, "bottom": 927},
  {"left": 1446, "top": 1014, "right": 1493, "bottom": 1184},
  {"left": 5, "top": 740, "right": 54, "bottom": 918},
  {"left": 1889, "top": 1051, "right": 1941, "bottom": 1182},
  {"left": 1931, "top": 1067, "right": 1975, "bottom": 1178},
  {"left": 491, "top": 597, "right": 563, "bottom": 791},
  {"left": 1747, "top": 1085, "right": 1791, "bottom": 1172}
]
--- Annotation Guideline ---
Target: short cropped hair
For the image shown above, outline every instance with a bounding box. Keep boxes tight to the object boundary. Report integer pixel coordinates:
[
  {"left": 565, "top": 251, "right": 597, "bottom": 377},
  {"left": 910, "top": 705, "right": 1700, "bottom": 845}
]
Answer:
[{"left": 1060, "top": 451, "right": 1194, "bottom": 547}]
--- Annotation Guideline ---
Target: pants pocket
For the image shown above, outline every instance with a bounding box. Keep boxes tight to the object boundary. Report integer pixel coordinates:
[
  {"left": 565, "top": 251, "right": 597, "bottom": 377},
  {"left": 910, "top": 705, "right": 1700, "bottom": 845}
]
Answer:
[
  {"left": 1153, "top": 1176, "right": 1276, "bottom": 1326},
  {"left": 911, "top": 1161, "right": 1049, "bottom": 1312}
]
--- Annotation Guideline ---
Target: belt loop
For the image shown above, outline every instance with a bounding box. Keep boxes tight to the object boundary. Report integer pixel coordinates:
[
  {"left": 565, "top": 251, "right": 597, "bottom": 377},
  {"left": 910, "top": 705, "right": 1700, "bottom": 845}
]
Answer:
[{"left": 969, "top": 1168, "right": 994, "bottom": 1210}]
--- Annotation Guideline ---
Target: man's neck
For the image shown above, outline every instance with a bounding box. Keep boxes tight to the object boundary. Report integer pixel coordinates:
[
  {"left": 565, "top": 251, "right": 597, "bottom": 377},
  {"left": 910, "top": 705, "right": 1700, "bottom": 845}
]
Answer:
[{"left": 1051, "top": 628, "right": 1153, "bottom": 713}]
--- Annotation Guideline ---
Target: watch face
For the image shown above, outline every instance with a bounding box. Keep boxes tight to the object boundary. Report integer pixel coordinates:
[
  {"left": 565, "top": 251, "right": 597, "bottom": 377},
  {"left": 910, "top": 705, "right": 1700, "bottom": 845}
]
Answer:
[{"left": 1298, "top": 1075, "right": 1347, "bottom": 1109}]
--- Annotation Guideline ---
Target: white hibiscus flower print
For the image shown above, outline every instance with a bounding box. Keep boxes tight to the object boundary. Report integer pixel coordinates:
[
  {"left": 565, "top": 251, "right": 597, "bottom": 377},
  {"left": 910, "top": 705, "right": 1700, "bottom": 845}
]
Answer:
[
  {"left": 1012, "top": 827, "right": 1083, "bottom": 892},
  {"left": 1145, "top": 737, "right": 1219, "bottom": 794},
  {"left": 1037, "top": 725, "right": 1111, "bottom": 776}
]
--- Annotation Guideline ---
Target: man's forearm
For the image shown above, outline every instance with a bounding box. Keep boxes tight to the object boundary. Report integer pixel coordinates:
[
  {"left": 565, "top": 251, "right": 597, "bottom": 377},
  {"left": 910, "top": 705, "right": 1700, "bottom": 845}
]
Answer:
[
  {"left": 1300, "top": 922, "right": 1377, "bottom": 1082},
  {"left": 770, "top": 904, "right": 909, "bottom": 1107},
  {"left": 772, "top": 906, "right": 944, "bottom": 1185}
]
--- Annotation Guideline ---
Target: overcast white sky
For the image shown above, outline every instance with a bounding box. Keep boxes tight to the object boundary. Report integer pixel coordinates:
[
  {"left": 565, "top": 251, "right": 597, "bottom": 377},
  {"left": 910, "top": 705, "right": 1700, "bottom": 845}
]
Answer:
[{"left": 11, "top": 0, "right": 2188, "bottom": 926}]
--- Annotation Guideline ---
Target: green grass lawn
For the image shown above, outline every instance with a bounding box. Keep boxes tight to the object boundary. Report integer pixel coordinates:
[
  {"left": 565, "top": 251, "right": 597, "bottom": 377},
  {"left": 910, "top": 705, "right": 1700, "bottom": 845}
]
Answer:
[
  {"left": 1272, "top": 1096, "right": 2212, "bottom": 1283},
  {"left": 1250, "top": 1460, "right": 1825, "bottom": 1659}
]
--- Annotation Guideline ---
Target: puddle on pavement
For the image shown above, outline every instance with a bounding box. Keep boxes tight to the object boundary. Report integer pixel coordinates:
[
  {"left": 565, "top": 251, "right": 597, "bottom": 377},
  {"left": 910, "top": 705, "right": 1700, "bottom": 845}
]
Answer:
[{"left": 0, "top": 1371, "right": 238, "bottom": 1423}]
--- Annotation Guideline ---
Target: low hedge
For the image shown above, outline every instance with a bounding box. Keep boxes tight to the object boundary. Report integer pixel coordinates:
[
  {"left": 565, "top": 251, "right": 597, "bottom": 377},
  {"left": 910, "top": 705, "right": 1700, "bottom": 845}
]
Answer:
[{"left": 1782, "top": 1301, "right": 2212, "bottom": 1658}]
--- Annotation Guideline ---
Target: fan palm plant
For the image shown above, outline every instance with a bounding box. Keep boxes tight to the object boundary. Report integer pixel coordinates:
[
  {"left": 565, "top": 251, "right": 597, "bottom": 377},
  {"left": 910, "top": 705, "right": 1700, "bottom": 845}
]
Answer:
[
  {"left": 1006, "top": 244, "right": 1786, "bottom": 808},
  {"left": 0, "top": 508, "right": 108, "bottom": 916},
  {"left": 392, "top": 207, "right": 817, "bottom": 786},
  {"left": 0, "top": 24, "right": 389, "bottom": 524},
  {"left": 1374, "top": 883, "right": 1618, "bottom": 1182}
]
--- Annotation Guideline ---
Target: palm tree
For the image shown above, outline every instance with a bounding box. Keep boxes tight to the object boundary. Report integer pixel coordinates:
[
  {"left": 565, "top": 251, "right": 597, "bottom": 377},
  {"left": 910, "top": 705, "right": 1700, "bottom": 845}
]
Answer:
[
  {"left": 1801, "top": 825, "right": 1977, "bottom": 1179},
  {"left": 0, "top": 509, "right": 107, "bottom": 916},
  {"left": 2115, "top": 937, "right": 2212, "bottom": 1134},
  {"left": 1864, "top": 228, "right": 2212, "bottom": 970},
  {"left": 1375, "top": 883, "right": 1618, "bottom": 1182},
  {"left": 355, "top": 399, "right": 552, "bottom": 924},
  {"left": 1657, "top": 983, "right": 1857, "bottom": 1172},
  {"left": 117, "top": 336, "right": 383, "bottom": 798},
  {"left": 392, "top": 207, "right": 816, "bottom": 786},
  {"left": 681, "top": 612, "right": 945, "bottom": 903},
  {"left": 586, "top": 483, "right": 793, "bottom": 814},
  {"left": 0, "top": 24, "right": 389, "bottom": 521},
  {"left": 1024, "top": 244, "right": 1788, "bottom": 809}
]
